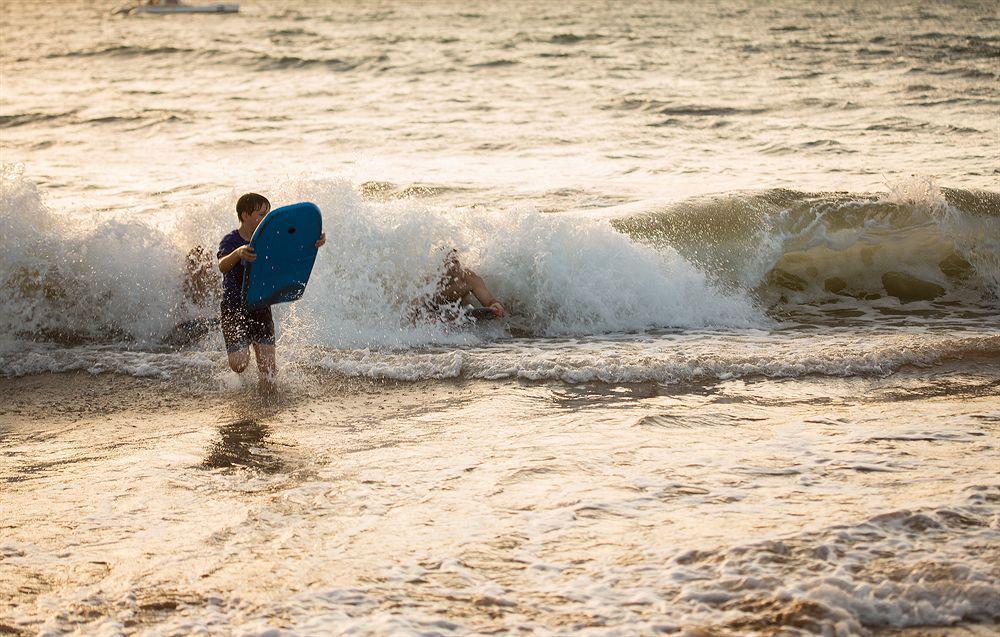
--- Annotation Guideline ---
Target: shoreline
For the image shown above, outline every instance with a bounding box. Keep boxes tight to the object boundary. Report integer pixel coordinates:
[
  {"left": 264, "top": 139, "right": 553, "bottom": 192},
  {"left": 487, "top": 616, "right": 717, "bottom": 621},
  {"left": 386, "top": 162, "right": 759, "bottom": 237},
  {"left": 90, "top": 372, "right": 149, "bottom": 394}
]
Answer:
[{"left": 3, "top": 369, "right": 998, "bottom": 634}]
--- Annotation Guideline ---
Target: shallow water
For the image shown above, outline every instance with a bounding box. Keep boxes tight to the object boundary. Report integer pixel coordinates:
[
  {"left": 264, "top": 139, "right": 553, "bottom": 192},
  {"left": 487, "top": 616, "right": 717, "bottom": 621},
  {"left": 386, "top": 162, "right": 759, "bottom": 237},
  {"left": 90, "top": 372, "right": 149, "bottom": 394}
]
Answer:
[
  {"left": 2, "top": 368, "right": 998, "bottom": 635},
  {"left": 1, "top": 0, "right": 999, "bottom": 634}
]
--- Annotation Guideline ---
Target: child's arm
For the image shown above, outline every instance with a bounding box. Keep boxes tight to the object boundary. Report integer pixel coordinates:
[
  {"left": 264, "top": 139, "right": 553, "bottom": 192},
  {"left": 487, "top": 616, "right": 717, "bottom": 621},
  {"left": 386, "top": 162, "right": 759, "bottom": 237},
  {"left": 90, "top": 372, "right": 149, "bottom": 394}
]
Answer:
[
  {"left": 219, "top": 245, "right": 255, "bottom": 273},
  {"left": 467, "top": 271, "right": 505, "bottom": 316}
]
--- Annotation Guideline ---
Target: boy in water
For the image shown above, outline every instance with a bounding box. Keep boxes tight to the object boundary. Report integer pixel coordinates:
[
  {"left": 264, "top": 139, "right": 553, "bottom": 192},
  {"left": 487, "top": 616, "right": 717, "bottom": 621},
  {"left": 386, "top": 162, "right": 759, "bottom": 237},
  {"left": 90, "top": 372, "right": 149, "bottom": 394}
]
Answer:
[
  {"left": 411, "top": 248, "right": 505, "bottom": 321},
  {"left": 217, "top": 193, "right": 325, "bottom": 388}
]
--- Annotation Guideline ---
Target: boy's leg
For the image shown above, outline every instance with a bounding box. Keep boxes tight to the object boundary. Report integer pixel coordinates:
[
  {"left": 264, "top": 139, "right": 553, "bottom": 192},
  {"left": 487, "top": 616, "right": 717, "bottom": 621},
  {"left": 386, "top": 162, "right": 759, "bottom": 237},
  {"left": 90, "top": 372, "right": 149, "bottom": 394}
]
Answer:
[
  {"left": 253, "top": 343, "right": 276, "bottom": 380},
  {"left": 248, "top": 306, "right": 276, "bottom": 388},
  {"left": 228, "top": 348, "right": 250, "bottom": 373},
  {"left": 220, "top": 304, "right": 251, "bottom": 373}
]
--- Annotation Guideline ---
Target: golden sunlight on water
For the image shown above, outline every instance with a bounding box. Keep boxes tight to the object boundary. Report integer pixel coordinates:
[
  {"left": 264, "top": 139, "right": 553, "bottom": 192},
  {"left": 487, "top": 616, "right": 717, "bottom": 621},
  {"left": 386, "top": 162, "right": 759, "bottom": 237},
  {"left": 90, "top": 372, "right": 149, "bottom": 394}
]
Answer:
[
  {"left": 1, "top": 0, "right": 998, "bottom": 634},
  {"left": 2, "top": 365, "right": 998, "bottom": 634}
]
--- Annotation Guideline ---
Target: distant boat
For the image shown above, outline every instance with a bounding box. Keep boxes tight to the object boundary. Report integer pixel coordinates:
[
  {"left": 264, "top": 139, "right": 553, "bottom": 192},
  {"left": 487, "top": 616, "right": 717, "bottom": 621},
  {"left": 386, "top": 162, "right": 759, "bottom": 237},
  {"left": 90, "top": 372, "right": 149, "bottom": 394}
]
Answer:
[{"left": 113, "top": 1, "right": 239, "bottom": 15}]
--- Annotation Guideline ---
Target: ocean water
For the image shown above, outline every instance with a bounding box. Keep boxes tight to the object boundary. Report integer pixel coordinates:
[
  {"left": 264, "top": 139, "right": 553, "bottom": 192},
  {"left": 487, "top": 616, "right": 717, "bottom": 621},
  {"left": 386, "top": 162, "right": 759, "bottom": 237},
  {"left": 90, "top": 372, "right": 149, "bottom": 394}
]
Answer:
[{"left": 1, "top": 1, "right": 998, "bottom": 635}]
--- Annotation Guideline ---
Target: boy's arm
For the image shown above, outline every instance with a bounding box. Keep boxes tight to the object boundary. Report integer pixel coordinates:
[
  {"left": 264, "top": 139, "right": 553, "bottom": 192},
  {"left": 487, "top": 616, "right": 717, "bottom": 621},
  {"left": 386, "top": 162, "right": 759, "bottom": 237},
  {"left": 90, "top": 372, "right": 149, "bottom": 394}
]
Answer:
[
  {"left": 219, "top": 245, "right": 254, "bottom": 273},
  {"left": 467, "top": 271, "right": 505, "bottom": 316}
]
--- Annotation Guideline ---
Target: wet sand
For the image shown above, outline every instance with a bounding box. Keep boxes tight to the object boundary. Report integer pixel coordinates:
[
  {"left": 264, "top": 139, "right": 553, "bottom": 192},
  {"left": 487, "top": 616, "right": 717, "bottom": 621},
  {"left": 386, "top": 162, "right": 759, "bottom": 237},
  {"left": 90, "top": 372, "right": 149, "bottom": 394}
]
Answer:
[{"left": 2, "top": 369, "right": 998, "bottom": 635}]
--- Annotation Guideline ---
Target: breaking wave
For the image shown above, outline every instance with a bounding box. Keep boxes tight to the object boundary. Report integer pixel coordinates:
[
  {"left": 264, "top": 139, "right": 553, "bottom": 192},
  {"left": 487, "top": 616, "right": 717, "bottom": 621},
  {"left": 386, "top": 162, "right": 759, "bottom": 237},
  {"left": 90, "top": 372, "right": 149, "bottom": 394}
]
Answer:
[
  {"left": 0, "top": 166, "right": 757, "bottom": 349},
  {"left": 1, "top": 166, "right": 997, "bottom": 385},
  {"left": 613, "top": 179, "right": 1000, "bottom": 306}
]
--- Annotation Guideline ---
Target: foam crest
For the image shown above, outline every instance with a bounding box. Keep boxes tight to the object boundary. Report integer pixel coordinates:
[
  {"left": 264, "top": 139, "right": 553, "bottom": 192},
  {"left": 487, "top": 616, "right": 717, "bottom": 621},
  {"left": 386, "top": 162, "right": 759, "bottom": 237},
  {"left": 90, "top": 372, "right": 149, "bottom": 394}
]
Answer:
[
  {"left": 4, "top": 168, "right": 996, "bottom": 362},
  {"left": 1, "top": 169, "right": 760, "bottom": 351},
  {"left": 186, "top": 176, "right": 761, "bottom": 346},
  {"left": 1, "top": 165, "right": 187, "bottom": 343},
  {"left": 284, "top": 179, "right": 755, "bottom": 345},
  {"left": 476, "top": 212, "right": 758, "bottom": 334}
]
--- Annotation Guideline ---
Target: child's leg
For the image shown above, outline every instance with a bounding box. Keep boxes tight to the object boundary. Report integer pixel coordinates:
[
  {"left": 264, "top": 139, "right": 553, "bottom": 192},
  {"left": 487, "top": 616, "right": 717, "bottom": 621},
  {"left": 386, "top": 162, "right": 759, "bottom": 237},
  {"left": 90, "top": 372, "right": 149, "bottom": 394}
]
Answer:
[
  {"left": 228, "top": 348, "right": 250, "bottom": 373},
  {"left": 253, "top": 343, "right": 276, "bottom": 379},
  {"left": 220, "top": 304, "right": 251, "bottom": 373},
  {"left": 247, "top": 306, "right": 276, "bottom": 388}
]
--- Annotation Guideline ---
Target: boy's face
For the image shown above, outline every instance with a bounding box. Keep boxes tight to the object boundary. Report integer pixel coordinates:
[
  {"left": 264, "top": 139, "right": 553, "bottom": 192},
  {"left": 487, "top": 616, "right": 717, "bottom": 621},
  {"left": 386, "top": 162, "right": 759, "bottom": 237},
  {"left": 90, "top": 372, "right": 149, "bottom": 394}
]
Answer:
[{"left": 243, "top": 204, "right": 269, "bottom": 231}]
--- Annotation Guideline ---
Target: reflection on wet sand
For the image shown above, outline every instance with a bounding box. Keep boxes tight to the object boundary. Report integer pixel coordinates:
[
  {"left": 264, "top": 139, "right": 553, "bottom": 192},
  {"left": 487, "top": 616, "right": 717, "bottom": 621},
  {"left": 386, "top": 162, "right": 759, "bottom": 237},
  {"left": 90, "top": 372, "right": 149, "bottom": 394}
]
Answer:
[
  {"left": 2, "top": 369, "right": 998, "bottom": 635},
  {"left": 202, "top": 419, "right": 284, "bottom": 474}
]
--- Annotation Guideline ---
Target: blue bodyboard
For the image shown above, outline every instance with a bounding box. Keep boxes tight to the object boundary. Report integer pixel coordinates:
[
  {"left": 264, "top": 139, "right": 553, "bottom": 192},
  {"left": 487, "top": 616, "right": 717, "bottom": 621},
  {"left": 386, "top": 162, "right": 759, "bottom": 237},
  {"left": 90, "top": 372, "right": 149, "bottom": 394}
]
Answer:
[{"left": 242, "top": 202, "right": 322, "bottom": 310}]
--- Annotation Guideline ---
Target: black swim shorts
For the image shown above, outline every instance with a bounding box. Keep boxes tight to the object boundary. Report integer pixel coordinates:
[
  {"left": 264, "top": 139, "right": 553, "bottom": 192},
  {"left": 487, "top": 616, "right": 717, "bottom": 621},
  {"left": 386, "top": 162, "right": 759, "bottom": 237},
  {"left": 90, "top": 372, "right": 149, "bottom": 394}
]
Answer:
[{"left": 219, "top": 303, "right": 275, "bottom": 353}]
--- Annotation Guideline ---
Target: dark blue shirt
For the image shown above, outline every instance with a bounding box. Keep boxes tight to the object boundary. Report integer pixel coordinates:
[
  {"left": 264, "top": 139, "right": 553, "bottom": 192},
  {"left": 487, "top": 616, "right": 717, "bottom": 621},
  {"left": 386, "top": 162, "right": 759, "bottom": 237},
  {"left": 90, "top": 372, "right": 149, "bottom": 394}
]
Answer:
[{"left": 218, "top": 229, "right": 250, "bottom": 308}]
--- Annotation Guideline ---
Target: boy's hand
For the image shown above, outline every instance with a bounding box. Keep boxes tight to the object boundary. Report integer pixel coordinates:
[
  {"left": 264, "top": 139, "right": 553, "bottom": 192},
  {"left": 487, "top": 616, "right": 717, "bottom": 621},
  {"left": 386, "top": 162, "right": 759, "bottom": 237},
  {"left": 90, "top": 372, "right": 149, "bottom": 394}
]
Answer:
[
  {"left": 239, "top": 246, "right": 256, "bottom": 262},
  {"left": 316, "top": 233, "right": 326, "bottom": 249},
  {"left": 489, "top": 301, "right": 505, "bottom": 317}
]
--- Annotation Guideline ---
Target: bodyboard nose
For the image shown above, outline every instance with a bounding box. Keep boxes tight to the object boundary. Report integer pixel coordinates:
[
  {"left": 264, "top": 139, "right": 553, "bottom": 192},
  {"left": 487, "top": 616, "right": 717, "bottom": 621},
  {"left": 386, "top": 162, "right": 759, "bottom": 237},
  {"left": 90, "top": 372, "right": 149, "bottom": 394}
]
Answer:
[{"left": 242, "top": 202, "right": 322, "bottom": 309}]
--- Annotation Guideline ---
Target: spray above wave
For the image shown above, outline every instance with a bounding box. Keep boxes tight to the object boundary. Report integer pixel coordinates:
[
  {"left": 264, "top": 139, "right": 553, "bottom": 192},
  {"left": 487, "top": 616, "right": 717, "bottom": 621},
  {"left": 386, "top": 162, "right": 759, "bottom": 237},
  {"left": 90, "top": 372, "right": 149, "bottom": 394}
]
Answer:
[
  {"left": 0, "top": 167, "right": 758, "bottom": 349},
  {"left": 238, "top": 178, "right": 760, "bottom": 346},
  {"left": 0, "top": 166, "right": 185, "bottom": 345},
  {"left": 612, "top": 179, "right": 1000, "bottom": 307}
]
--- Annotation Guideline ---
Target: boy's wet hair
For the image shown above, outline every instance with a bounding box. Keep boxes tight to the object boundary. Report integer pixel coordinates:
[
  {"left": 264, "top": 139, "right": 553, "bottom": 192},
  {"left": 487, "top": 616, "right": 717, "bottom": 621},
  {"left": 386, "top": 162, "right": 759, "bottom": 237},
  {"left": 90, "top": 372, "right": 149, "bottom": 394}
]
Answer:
[
  {"left": 236, "top": 193, "right": 270, "bottom": 221},
  {"left": 431, "top": 242, "right": 458, "bottom": 262}
]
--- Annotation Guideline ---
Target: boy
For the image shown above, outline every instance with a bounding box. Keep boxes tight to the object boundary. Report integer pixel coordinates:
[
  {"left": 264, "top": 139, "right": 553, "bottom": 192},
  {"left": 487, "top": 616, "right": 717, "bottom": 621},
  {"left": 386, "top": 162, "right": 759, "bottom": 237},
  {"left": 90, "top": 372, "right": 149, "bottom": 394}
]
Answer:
[
  {"left": 217, "top": 193, "right": 325, "bottom": 388},
  {"left": 411, "top": 247, "right": 505, "bottom": 322}
]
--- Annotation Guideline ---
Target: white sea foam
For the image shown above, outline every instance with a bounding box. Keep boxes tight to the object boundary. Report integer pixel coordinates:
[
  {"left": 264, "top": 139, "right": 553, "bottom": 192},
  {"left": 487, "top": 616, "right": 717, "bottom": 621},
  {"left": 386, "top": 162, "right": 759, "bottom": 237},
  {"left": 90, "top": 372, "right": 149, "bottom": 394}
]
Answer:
[
  {"left": 1, "top": 165, "right": 191, "bottom": 343},
  {"left": 11, "top": 487, "right": 992, "bottom": 635},
  {"left": 3, "top": 169, "right": 998, "bottom": 385},
  {"left": 665, "top": 488, "right": 1000, "bottom": 634},
  {"left": 317, "top": 332, "right": 999, "bottom": 383},
  {"left": 2, "top": 168, "right": 759, "bottom": 348},
  {"left": 251, "top": 176, "right": 761, "bottom": 345},
  {"left": 4, "top": 329, "right": 994, "bottom": 386}
]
